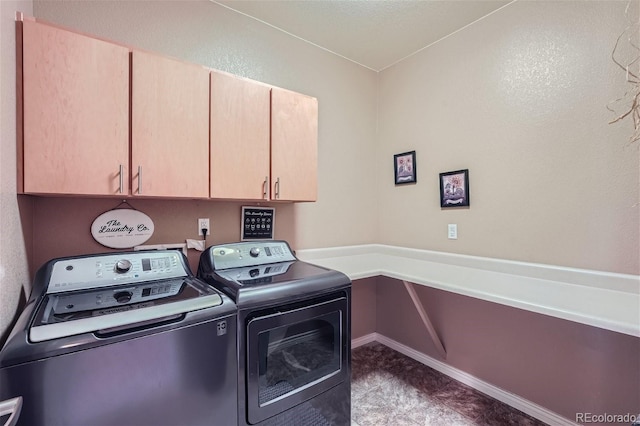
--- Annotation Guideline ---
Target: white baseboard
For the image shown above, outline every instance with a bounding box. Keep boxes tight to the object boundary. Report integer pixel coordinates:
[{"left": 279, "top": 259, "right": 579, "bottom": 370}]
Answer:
[
  {"left": 352, "top": 333, "right": 577, "bottom": 426},
  {"left": 351, "top": 332, "right": 378, "bottom": 348}
]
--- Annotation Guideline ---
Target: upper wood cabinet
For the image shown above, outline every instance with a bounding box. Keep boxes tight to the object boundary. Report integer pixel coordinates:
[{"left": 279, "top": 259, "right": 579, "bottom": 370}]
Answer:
[
  {"left": 210, "top": 73, "right": 318, "bottom": 202},
  {"left": 271, "top": 88, "right": 318, "bottom": 202},
  {"left": 19, "top": 18, "right": 317, "bottom": 202},
  {"left": 210, "top": 70, "right": 271, "bottom": 200},
  {"left": 20, "top": 19, "right": 129, "bottom": 195},
  {"left": 131, "top": 51, "right": 210, "bottom": 198}
]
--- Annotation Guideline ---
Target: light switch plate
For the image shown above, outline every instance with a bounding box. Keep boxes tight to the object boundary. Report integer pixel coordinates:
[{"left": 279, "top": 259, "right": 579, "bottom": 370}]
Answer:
[{"left": 448, "top": 224, "right": 458, "bottom": 240}]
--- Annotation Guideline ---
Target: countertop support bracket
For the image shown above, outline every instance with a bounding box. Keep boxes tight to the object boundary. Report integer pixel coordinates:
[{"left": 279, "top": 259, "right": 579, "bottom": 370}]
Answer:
[{"left": 403, "top": 280, "right": 447, "bottom": 359}]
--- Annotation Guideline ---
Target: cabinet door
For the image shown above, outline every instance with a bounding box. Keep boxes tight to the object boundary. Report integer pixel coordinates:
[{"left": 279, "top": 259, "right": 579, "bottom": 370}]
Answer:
[
  {"left": 21, "top": 20, "right": 129, "bottom": 195},
  {"left": 271, "top": 88, "right": 318, "bottom": 202},
  {"left": 131, "top": 51, "right": 209, "bottom": 198},
  {"left": 210, "top": 71, "right": 271, "bottom": 200}
]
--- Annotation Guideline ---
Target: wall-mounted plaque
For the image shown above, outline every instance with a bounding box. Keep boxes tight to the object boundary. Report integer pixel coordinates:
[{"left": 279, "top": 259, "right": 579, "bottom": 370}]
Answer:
[
  {"left": 91, "top": 208, "right": 154, "bottom": 249},
  {"left": 241, "top": 207, "right": 275, "bottom": 240}
]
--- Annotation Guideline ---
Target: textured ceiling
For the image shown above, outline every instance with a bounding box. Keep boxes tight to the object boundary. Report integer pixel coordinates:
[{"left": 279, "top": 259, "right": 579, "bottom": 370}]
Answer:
[{"left": 214, "top": 0, "right": 512, "bottom": 71}]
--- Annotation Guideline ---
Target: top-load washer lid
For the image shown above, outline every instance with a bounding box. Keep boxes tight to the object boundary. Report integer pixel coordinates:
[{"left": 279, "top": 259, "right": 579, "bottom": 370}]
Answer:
[
  {"left": 198, "top": 241, "right": 351, "bottom": 308},
  {"left": 28, "top": 250, "right": 222, "bottom": 343}
]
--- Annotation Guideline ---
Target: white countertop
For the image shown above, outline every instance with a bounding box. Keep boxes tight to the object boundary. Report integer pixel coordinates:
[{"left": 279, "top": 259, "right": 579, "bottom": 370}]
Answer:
[{"left": 296, "top": 244, "right": 640, "bottom": 337}]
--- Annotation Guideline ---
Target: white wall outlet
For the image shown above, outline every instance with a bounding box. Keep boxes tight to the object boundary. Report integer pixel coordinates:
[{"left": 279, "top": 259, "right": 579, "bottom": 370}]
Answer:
[
  {"left": 198, "top": 218, "right": 210, "bottom": 236},
  {"left": 448, "top": 224, "right": 458, "bottom": 240}
]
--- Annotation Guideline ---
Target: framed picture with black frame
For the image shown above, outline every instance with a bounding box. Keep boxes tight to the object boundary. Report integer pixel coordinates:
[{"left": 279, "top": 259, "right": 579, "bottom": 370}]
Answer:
[
  {"left": 241, "top": 206, "right": 275, "bottom": 240},
  {"left": 439, "top": 169, "right": 469, "bottom": 208},
  {"left": 394, "top": 151, "right": 417, "bottom": 185}
]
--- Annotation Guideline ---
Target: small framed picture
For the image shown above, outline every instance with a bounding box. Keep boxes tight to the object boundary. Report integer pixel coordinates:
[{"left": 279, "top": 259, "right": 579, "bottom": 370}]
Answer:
[
  {"left": 394, "top": 151, "right": 417, "bottom": 185},
  {"left": 439, "top": 169, "right": 469, "bottom": 208},
  {"left": 241, "top": 206, "right": 275, "bottom": 240}
]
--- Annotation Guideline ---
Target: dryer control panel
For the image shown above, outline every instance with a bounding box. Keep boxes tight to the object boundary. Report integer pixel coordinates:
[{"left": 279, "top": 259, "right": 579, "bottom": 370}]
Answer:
[
  {"left": 209, "top": 241, "right": 296, "bottom": 270},
  {"left": 47, "top": 251, "right": 188, "bottom": 294}
]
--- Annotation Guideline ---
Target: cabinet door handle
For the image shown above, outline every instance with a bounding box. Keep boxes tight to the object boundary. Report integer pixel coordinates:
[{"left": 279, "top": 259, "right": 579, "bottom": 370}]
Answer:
[
  {"left": 274, "top": 177, "right": 280, "bottom": 199},
  {"left": 263, "top": 177, "right": 268, "bottom": 199},
  {"left": 137, "top": 166, "right": 142, "bottom": 195},
  {"left": 118, "top": 164, "right": 124, "bottom": 194}
]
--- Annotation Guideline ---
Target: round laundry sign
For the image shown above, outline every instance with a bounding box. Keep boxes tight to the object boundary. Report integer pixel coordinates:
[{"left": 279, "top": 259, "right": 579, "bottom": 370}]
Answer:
[{"left": 91, "top": 209, "right": 154, "bottom": 249}]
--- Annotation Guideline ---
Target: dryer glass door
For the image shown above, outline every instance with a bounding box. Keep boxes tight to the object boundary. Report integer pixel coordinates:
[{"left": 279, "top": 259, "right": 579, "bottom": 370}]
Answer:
[{"left": 246, "top": 296, "right": 348, "bottom": 424}]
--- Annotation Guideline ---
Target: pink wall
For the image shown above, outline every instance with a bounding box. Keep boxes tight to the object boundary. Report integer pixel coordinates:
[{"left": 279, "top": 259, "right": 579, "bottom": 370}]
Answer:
[
  {"left": 26, "top": 197, "right": 296, "bottom": 278},
  {"left": 353, "top": 276, "right": 640, "bottom": 425},
  {"left": 351, "top": 277, "right": 377, "bottom": 339}
]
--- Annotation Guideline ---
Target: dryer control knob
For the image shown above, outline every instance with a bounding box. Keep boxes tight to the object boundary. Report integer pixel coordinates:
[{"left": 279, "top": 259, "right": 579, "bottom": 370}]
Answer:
[
  {"left": 249, "top": 247, "right": 260, "bottom": 258},
  {"left": 115, "top": 259, "right": 132, "bottom": 274}
]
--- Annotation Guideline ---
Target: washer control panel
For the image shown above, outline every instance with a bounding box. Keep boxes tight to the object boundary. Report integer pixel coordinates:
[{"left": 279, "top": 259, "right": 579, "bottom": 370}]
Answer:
[
  {"left": 47, "top": 251, "right": 187, "bottom": 294},
  {"left": 210, "top": 241, "right": 296, "bottom": 270}
]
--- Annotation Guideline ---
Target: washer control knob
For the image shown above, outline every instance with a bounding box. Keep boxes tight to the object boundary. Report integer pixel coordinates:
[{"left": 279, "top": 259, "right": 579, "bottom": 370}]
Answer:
[
  {"left": 249, "top": 247, "right": 261, "bottom": 258},
  {"left": 114, "top": 259, "right": 132, "bottom": 274},
  {"left": 113, "top": 291, "right": 132, "bottom": 304}
]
